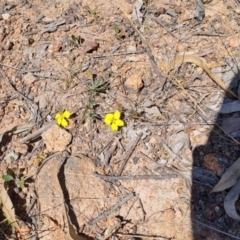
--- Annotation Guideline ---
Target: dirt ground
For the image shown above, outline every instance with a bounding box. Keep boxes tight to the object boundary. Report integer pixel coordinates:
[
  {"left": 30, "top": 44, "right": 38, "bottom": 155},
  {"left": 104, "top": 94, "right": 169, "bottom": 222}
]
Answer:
[{"left": 1, "top": 0, "right": 240, "bottom": 239}]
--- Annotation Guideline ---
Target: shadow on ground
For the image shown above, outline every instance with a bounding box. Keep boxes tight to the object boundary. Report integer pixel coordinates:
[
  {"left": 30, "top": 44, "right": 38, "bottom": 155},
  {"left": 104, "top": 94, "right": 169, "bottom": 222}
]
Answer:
[{"left": 192, "top": 71, "right": 240, "bottom": 239}]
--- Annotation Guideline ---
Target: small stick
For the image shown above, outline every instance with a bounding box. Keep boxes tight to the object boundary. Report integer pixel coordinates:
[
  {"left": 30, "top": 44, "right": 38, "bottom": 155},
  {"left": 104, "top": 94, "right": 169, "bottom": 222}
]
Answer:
[
  {"left": 19, "top": 121, "right": 55, "bottom": 143},
  {"left": 93, "top": 50, "right": 144, "bottom": 58},
  {"left": 152, "top": 17, "right": 177, "bottom": 39},
  {"left": 97, "top": 133, "right": 118, "bottom": 155},
  {"left": 117, "top": 233, "right": 169, "bottom": 240},
  {"left": 88, "top": 192, "right": 135, "bottom": 226},
  {"left": 114, "top": 136, "right": 125, "bottom": 152},
  {"left": 101, "top": 220, "right": 128, "bottom": 240},
  {"left": 0, "top": 63, "right": 41, "bottom": 73},
  {"left": 103, "top": 142, "right": 117, "bottom": 166},
  {"left": 116, "top": 132, "right": 143, "bottom": 176},
  {"left": 153, "top": 135, "right": 178, "bottom": 159},
  {"left": 93, "top": 173, "right": 178, "bottom": 181},
  {"left": 139, "top": 151, "right": 163, "bottom": 166}
]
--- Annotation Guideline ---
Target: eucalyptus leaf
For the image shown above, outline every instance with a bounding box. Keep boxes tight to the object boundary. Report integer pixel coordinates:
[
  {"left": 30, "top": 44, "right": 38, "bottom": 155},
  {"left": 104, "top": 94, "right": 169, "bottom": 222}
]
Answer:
[
  {"left": 224, "top": 178, "right": 240, "bottom": 221},
  {"left": 211, "top": 157, "right": 240, "bottom": 193}
]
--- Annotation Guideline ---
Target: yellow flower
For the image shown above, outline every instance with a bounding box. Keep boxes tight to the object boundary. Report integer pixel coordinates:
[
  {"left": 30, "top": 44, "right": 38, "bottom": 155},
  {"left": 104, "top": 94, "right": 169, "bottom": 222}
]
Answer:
[
  {"left": 104, "top": 110, "right": 124, "bottom": 131},
  {"left": 55, "top": 110, "right": 71, "bottom": 127}
]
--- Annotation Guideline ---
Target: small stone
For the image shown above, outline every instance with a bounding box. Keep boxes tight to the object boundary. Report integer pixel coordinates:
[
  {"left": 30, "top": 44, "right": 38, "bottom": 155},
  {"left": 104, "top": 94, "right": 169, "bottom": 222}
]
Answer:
[
  {"left": 125, "top": 72, "right": 143, "bottom": 91},
  {"left": 127, "top": 41, "right": 137, "bottom": 52},
  {"left": 18, "top": 191, "right": 26, "bottom": 199},
  {"left": 176, "top": 43, "right": 186, "bottom": 52},
  {"left": 179, "top": 10, "right": 195, "bottom": 22},
  {"left": 42, "top": 125, "right": 72, "bottom": 152},
  {"left": 83, "top": 40, "right": 99, "bottom": 53},
  {"left": 11, "top": 142, "right": 28, "bottom": 155},
  {"left": 22, "top": 73, "right": 37, "bottom": 85},
  {"left": 2, "top": 13, "right": 10, "bottom": 20},
  {"left": 18, "top": 160, "right": 25, "bottom": 169},
  {"left": 149, "top": 136, "right": 158, "bottom": 147},
  {"left": 48, "top": 42, "right": 62, "bottom": 52},
  {"left": 4, "top": 40, "right": 14, "bottom": 50},
  {"left": 160, "top": 14, "right": 173, "bottom": 25},
  {"left": 229, "top": 36, "right": 240, "bottom": 48},
  {"left": 14, "top": 187, "right": 20, "bottom": 194},
  {"left": 145, "top": 106, "right": 162, "bottom": 119},
  {"left": 22, "top": 187, "right": 28, "bottom": 194},
  {"left": 162, "top": 208, "right": 175, "bottom": 222}
]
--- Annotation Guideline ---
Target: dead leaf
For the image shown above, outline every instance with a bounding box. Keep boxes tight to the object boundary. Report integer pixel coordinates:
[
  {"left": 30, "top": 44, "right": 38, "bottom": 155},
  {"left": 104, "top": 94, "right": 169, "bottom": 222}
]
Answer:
[
  {"left": 1, "top": 183, "right": 20, "bottom": 232},
  {"left": 211, "top": 157, "right": 240, "bottom": 193},
  {"left": 221, "top": 117, "right": 240, "bottom": 134},
  {"left": 132, "top": 0, "right": 145, "bottom": 24},
  {"left": 224, "top": 178, "right": 240, "bottom": 221},
  {"left": 220, "top": 101, "right": 240, "bottom": 114},
  {"left": 195, "top": 0, "right": 205, "bottom": 21}
]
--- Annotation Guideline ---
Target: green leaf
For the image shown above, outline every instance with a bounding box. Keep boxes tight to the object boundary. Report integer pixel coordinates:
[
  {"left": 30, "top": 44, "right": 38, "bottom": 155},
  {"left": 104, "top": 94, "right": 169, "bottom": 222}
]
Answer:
[
  {"left": 19, "top": 178, "right": 25, "bottom": 189},
  {"left": 89, "top": 9, "right": 96, "bottom": 15},
  {"left": 2, "top": 175, "right": 14, "bottom": 182},
  {"left": 71, "top": 35, "right": 78, "bottom": 42},
  {"left": 114, "top": 25, "right": 120, "bottom": 34},
  {"left": 70, "top": 35, "right": 79, "bottom": 45}
]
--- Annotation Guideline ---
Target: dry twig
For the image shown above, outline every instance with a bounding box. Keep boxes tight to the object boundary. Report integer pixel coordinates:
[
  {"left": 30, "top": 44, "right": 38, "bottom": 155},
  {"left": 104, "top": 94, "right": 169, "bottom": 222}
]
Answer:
[
  {"left": 93, "top": 173, "right": 178, "bottom": 181},
  {"left": 88, "top": 192, "right": 135, "bottom": 226},
  {"left": 116, "top": 132, "right": 143, "bottom": 176}
]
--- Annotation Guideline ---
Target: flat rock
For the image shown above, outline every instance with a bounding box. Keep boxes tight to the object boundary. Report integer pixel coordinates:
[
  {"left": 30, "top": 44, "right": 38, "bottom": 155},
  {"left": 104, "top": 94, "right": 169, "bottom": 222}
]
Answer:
[
  {"left": 125, "top": 72, "right": 143, "bottom": 91},
  {"left": 42, "top": 125, "right": 72, "bottom": 152}
]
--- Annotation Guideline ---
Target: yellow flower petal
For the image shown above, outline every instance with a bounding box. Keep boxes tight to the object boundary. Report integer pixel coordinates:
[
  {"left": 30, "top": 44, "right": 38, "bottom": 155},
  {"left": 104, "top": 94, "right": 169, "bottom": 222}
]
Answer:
[
  {"left": 57, "top": 117, "right": 62, "bottom": 125},
  {"left": 63, "top": 110, "right": 71, "bottom": 119},
  {"left": 115, "top": 119, "right": 124, "bottom": 127},
  {"left": 55, "top": 113, "right": 62, "bottom": 119},
  {"left": 104, "top": 113, "right": 114, "bottom": 125},
  {"left": 111, "top": 123, "right": 118, "bottom": 131},
  {"left": 113, "top": 110, "right": 121, "bottom": 120},
  {"left": 61, "top": 118, "right": 69, "bottom": 127}
]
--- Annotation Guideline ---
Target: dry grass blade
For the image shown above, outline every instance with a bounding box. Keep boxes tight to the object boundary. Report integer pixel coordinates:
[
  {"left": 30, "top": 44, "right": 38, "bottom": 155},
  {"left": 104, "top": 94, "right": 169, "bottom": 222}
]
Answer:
[
  {"left": 1, "top": 184, "right": 21, "bottom": 234},
  {"left": 168, "top": 52, "right": 238, "bottom": 99}
]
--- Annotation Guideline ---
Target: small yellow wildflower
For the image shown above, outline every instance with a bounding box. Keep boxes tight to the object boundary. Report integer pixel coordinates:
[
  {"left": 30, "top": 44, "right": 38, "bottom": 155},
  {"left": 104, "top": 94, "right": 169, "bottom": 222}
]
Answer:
[
  {"left": 55, "top": 110, "right": 71, "bottom": 127},
  {"left": 104, "top": 110, "right": 124, "bottom": 131}
]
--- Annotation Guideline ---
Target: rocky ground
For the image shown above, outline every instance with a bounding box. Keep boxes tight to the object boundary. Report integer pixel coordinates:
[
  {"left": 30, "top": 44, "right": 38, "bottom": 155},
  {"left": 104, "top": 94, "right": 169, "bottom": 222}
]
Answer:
[{"left": 1, "top": 0, "right": 240, "bottom": 239}]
